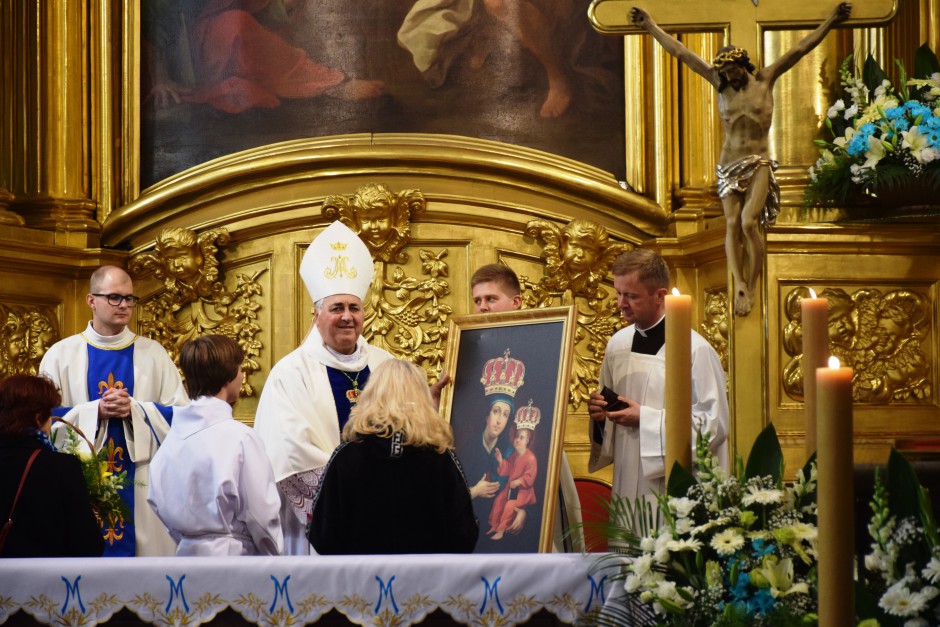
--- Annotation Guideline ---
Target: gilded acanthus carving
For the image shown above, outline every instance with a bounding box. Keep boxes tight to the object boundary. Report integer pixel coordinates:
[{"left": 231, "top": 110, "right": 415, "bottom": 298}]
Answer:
[
  {"left": 782, "top": 286, "right": 932, "bottom": 403},
  {"left": 128, "top": 227, "right": 265, "bottom": 395},
  {"left": 701, "top": 290, "right": 729, "bottom": 373},
  {"left": 326, "top": 184, "right": 450, "bottom": 379},
  {"left": 523, "top": 219, "right": 631, "bottom": 408},
  {"left": 0, "top": 303, "right": 59, "bottom": 376}
]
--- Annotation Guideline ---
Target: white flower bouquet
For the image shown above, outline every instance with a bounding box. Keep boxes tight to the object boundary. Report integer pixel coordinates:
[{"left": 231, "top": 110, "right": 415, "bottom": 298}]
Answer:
[
  {"left": 859, "top": 450, "right": 940, "bottom": 626},
  {"left": 805, "top": 45, "right": 940, "bottom": 209},
  {"left": 587, "top": 425, "right": 820, "bottom": 627}
]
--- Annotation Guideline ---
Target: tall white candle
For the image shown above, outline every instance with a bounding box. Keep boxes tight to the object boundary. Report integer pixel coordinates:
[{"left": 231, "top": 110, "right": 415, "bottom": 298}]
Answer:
[
  {"left": 802, "top": 288, "right": 829, "bottom": 459},
  {"left": 816, "top": 356, "right": 854, "bottom": 626},
  {"left": 665, "top": 288, "right": 692, "bottom": 481}
]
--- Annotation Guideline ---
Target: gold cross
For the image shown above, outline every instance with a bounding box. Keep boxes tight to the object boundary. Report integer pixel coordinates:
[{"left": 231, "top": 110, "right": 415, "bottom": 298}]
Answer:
[{"left": 588, "top": 0, "right": 896, "bottom": 66}]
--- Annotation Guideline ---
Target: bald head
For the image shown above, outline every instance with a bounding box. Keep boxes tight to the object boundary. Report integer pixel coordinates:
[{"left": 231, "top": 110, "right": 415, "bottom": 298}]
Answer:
[
  {"left": 87, "top": 266, "right": 135, "bottom": 337},
  {"left": 90, "top": 266, "right": 132, "bottom": 294}
]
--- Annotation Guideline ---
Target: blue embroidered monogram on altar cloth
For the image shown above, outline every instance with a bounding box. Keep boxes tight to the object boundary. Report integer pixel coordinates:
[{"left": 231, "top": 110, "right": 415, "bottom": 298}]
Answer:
[{"left": 0, "top": 555, "right": 605, "bottom": 626}]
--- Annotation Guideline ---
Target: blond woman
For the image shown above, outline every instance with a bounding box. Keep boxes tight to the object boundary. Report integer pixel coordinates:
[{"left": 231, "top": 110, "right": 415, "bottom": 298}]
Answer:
[{"left": 308, "top": 359, "right": 478, "bottom": 554}]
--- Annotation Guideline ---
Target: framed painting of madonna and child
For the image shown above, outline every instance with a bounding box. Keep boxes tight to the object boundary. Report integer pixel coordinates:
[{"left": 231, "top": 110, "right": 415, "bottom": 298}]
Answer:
[{"left": 441, "top": 305, "right": 576, "bottom": 553}]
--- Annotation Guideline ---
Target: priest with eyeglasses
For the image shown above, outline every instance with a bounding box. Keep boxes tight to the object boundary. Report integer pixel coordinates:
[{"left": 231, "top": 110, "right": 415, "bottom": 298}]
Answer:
[{"left": 40, "top": 265, "right": 188, "bottom": 557}]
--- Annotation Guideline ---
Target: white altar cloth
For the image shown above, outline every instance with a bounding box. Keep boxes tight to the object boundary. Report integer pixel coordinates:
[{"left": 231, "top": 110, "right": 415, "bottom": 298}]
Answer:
[{"left": 0, "top": 554, "right": 609, "bottom": 626}]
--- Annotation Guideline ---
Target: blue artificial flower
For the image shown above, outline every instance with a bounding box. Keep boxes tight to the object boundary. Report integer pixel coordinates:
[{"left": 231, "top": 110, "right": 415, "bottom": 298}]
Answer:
[
  {"left": 860, "top": 122, "right": 876, "bottom": 135},
  {"left": 905, "top": 101, "right": 931, "bottom": 119},
  {"left": 893, "top": 118, "right": 910, "bottom": 132},
  {"left": 926, "top": 115, "right": 940, "bottom": 130},
  {"left": 847, "top": 134, "right": 870, "bottom": 155},
  {"left": 751, "top": 538, "right": 775, "bottom": 558},
  {"left": 729, "top": 571, "right": 752, "bottom": 603},
  {"left": 885, "top": 107, "right": 906, "bottom": 120},
  {"left": 748, "top": 589, "right": 776, "bottom": 616}
]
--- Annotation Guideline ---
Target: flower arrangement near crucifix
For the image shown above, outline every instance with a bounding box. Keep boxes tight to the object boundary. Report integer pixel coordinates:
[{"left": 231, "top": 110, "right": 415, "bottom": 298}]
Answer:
[
  {"left": 587, "top": 425, "right": 820, "bottom": 626},
  {"left": 858, "top": 450, "right": 940, "bottom": 626},
  {"left": 805, "top": 44, "right": 940, "bottom": 210}
]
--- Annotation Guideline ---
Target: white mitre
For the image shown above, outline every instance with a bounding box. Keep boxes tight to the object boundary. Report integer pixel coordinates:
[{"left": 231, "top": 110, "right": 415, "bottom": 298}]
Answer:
[{"left": 300, "top": 220, "right": 374, "bottom": 303}]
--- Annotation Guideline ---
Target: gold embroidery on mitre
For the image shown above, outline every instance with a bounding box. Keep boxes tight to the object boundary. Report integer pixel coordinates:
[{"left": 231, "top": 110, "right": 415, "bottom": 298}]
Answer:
[{"left": 323, "top": 253, "right": 358, "bottom": 280}]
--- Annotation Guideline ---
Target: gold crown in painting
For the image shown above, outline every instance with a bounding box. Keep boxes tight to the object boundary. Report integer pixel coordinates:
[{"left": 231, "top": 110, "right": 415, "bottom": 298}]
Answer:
[
  {"left": 330, "top": 241, "right": 348, "bottom": 250},
  {"left": 481, "top": 349, "right": 525, "bottom": 397},
  {"left": 514, "top": 399, "right": 541, "bottom": 431}
]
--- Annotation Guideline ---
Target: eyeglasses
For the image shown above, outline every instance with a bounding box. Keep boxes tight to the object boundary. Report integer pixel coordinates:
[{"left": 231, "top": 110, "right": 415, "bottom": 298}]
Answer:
[{"left": 91, "top": 293, "right": 141, "bottom": 306}]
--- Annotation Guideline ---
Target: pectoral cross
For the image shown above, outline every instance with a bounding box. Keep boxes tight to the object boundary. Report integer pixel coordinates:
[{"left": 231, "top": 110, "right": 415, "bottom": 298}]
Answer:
[{"left": 588, "top": 0, "right": 896, "bottom": 66}]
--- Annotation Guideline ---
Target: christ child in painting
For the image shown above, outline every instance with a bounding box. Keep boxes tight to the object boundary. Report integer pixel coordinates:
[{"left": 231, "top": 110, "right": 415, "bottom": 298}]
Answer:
[{"left": 487, "top": 399, "right": 541, "bottom": 540}]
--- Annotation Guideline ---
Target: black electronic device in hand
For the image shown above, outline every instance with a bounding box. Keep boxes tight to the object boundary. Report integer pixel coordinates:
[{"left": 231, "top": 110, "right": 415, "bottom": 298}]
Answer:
[{"left": 600, "top": 386, "right": 629, "bottom": 412}]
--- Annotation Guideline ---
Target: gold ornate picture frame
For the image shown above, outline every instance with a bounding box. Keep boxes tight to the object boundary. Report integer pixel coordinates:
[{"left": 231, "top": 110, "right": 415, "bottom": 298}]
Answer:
[{"left": 441, "top": 306, "right": 576, "bottom": 553}]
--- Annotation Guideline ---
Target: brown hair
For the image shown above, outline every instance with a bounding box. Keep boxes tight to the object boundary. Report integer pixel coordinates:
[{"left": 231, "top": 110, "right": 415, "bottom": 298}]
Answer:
[
  {"left": 179, "top": 335, "right": 244, "bottom": 399},
  {"left": 470, "top": 264, "right": 521, "bottom": 296},
  {"left": 0, "top": 374, "right": 61, "bottom": 437},
  {"left": 611, "top": 248, "right": 670, "bottom": 292}
]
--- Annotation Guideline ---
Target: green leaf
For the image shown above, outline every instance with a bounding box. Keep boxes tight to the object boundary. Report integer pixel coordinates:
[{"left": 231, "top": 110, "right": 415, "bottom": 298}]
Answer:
[
  {"left": 666, "top": 461, "right": 696, "bottom": 498},
  {"left": 862, "top": 54, "right": 888, "bottom": 94},
  {"left": 744, "top": 423, "right": 783, "bottom": 483},
  {"left": 918, "top": 484, "right": 938, "bottom": 549},
  {"left": 886, "top": 449, "right": 922, "bottom": 521},
  {"left": 913, "top": 43, "right": 940, "bottom": 80},
  {"left": 797, "top": 452, "right": 817, "bottom": 513},
  {"left": 855, "top": 577, "right": 888, "bottom": 624}
]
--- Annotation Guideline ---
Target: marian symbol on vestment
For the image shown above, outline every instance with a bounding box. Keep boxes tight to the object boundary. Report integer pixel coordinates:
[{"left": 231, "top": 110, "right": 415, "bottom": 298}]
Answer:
[{"left": 324, "top": 254, "right": 357, "bottom": 280}]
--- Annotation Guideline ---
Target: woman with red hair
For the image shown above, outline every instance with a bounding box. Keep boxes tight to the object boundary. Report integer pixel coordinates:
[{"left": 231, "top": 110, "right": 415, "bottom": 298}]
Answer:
[{"left": 0, "top": 375, "right": 103, "bottom": 557}]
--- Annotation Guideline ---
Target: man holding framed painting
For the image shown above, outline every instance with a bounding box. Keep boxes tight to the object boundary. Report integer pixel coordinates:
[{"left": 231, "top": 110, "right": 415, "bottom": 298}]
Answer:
[
  {"left": 586, "top": 249, "right": 729, "bottom": 513},
  {"left": 468, "top": 264, "right": 582, "bottom": 551},
  {"left": 440, "top": 264, "right": 579, "bottom": 553}
]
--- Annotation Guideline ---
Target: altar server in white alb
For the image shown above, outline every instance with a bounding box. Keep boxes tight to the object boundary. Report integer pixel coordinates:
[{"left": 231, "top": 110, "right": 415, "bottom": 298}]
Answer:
[
  {"left": 148, "top": 334, "right": 282, "bottom": 556},
  {"left": 586, "top": 249, "right": 729, "bottom": 507},
  {"left": 40, "top": 265, "right": 187, "bottom": 557},
  {"left": 254, "top": 221, "right": 393, "bottom": 554}
]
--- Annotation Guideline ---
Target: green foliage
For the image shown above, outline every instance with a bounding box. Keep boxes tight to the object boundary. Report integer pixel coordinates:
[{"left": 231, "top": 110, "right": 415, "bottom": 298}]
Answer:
[
  {"left": 862, "top": 54, "right": 889, "bottom": 94},
  {"left": 744, "top": 423, "right": 784, "bottom": 485},
  {"left": 667, "top": 461, "right": 697, "bottom": 498},
  {"left": 914, "top": 43, "right": 940, "bottom": 90}
]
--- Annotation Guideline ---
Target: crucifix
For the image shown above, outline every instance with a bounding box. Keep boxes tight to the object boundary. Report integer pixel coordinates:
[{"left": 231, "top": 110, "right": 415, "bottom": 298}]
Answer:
[
  {"left": 588, "top": 0, "right": 896, "bottom": 67},
  {"left": 588, "top": 0, "right": 895, "bottom": 317}
]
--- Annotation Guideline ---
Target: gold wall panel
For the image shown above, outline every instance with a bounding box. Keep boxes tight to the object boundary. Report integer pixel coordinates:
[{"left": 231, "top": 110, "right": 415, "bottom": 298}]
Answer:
[{"left": 767, "top": 221, "right": 940, "bottom": 477}]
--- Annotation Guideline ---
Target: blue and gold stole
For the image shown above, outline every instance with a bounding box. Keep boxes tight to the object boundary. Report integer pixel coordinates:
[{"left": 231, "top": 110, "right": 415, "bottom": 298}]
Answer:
[{"left": 53, "top": 337, "right": 171, "bottom": 557}]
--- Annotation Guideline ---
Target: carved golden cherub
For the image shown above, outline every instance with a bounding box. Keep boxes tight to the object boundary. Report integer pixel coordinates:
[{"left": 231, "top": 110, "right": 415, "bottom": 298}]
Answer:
[
  {"left": 323, "top": 183, "right": 426, "bottom": 263},
  {"left": 130, "top": 227, "right": 232, "bottom": 304},
  {"left": 526, "top": 218, "right": 627, "bottom": 298}
]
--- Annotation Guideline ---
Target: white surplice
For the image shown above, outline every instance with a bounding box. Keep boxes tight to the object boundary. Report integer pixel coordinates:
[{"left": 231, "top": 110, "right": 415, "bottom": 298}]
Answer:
[
  {"left": 40, "top": 322, "right": 188, "bottom": 557},
  {"left": 589, "top": 325, "right": 729, "bottom": 507},
  {"left": 253, "top": 326, "right": 393, "bottom": 554},
  {"left": 147, "top": 396, "right": 283, "bottom": 556}
]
